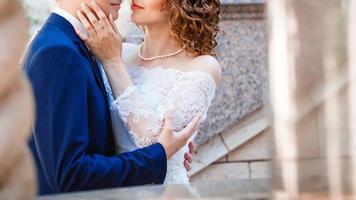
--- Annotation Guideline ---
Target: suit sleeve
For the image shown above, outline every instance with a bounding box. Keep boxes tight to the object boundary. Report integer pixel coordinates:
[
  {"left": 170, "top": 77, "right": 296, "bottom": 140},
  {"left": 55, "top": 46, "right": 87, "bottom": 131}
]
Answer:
[{"left": 28, "top": 45, "right": 167, "bottom": 193}]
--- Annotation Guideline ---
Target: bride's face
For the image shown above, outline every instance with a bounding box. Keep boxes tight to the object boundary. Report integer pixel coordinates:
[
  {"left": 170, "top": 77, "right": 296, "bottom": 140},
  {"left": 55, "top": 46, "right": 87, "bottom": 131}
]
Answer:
[{"left": 130, "top": 0, "right": 170, "bottom": 25}]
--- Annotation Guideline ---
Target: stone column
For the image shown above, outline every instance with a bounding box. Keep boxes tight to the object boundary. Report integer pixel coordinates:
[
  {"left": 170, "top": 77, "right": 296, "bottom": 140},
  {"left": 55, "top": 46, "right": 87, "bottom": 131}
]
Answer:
[
  {"left": 349, "top": 0, "right": 356, "bottom": 196},
  {"left": 0, "top": 0, "right": 36, "bottom": 199},
  {"left": 268, "top": 0, "right": 353, "bottom": 198}
]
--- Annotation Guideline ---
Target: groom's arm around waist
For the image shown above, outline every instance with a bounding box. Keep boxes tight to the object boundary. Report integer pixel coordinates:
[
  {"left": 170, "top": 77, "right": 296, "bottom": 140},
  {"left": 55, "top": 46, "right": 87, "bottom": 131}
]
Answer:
[{"left": 26, "top": 44, "right": 167, "bottom": 193}]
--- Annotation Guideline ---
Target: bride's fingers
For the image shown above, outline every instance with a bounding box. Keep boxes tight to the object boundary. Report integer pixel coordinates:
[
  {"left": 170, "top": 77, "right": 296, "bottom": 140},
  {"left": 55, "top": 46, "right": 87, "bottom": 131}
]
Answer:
[
  {"left": 180, "top": 113, "right": 202, "bottom": 141},
  {"left": 109, "top": 14, "right": 119, "bottom": 34},
  {"left": 90, "top": 1, "right": 112, "bottom": 31},
  {"left": 163, "top": 112, "right": 173, "bottom": 133},
  {"left": 80, "top": 3, "right": 102, "bottom": 33},
  {"left": 77, "top": 11, "right": 96, "bottom": 36}
]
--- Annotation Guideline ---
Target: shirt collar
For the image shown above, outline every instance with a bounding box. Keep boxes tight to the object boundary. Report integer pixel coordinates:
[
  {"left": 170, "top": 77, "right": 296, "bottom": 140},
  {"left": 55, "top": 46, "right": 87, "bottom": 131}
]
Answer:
[{"left": 52, "top": 7, "right": 89, "bottom": 37}]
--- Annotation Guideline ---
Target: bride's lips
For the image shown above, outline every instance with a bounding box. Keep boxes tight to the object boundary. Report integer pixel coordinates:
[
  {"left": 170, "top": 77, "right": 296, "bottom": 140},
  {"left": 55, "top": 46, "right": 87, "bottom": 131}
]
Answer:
[{"left": 131, "top": 2, "right": 144, "bottom": 10}]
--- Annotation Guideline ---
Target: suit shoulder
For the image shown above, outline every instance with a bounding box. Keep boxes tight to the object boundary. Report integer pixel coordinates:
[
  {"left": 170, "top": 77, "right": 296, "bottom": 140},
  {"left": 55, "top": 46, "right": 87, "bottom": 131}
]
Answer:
[
  {"left": 29, "top": 24, "right": 79, "bottom": 56},
  {"left": 26, "top": 43, "right": 85, "bottom": 79},
  {"left": 35, "top": 44, "right": 79, "bottom": 58}
]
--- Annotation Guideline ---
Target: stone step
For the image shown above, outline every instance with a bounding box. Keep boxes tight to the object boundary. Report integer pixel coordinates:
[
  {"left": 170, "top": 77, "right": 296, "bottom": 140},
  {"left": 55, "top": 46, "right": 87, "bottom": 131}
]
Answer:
[{"left": 189, "top": 108, "right": 270, "bottom": 176}]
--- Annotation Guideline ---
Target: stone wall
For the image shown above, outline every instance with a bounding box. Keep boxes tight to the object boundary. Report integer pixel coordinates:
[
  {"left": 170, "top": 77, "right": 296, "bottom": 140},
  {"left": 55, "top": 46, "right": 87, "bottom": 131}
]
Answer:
[
  {"left": 191, "top": 1, "right": 270, "bottom": 181},
  {"left": 196, "top": 1, "right": 268, "bottom": 145}
]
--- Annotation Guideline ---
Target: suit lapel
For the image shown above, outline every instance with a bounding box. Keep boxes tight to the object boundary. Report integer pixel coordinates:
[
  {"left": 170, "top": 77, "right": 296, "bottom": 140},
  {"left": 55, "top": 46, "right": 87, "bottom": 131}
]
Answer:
[
  {"left": 46, "top": 13, "right": 108, "bottom": 100},
  {"left": 77, "top": 42, "right": 108, "bottom": 100}
]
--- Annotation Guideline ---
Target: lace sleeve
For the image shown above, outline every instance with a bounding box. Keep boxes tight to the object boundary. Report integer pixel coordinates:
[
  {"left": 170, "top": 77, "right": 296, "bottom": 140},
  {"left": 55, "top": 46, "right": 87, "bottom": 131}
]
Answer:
[
  {"left": 112, "top": 71, "right": 216, "bottom": 148},
  {"left": 162, "top": 71, "right": 216, "bottom": 132}
]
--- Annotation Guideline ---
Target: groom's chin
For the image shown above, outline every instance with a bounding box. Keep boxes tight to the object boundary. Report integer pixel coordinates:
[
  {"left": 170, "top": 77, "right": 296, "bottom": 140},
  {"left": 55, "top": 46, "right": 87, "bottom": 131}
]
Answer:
[{"left": 111, "top": 12, "right": 119, "bottom": 21}]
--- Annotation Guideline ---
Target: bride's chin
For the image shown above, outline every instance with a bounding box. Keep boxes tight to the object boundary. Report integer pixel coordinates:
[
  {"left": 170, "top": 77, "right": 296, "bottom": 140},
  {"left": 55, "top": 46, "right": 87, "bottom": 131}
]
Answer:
[
  {"left": 130, "top": 13, "right": 151, "bottom": 25},
  {"left": 130, "top": 16, "right": 142, "bottom": 25}
]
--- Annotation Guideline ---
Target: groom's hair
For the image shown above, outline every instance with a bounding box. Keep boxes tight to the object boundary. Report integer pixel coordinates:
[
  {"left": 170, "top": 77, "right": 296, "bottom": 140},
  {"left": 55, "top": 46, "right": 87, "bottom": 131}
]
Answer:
[{"left": 164, "top": 0, "right": 221, "bottom": 57}]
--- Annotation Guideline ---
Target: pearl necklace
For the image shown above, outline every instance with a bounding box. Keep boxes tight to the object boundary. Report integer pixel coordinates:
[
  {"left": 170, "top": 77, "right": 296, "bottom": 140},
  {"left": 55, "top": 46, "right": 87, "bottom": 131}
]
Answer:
[{"left": 138, "top": 44, "right": 185, "bottom": 61}]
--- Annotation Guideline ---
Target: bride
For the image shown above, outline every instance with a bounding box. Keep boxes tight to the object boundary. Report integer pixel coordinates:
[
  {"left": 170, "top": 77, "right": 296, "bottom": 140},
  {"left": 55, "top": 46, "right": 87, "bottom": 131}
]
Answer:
[{"left": 76, "top": 0, "right": 221, "bottom": 184}]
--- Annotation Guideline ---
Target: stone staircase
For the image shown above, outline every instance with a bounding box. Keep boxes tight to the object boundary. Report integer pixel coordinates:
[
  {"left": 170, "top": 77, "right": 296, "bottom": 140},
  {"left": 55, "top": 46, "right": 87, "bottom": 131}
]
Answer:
[
  {"left": 190, "top": 108, "right": 271, "bottom": 181},
  {"left": 190, "top": 0, "right": 269, "bottom": 181}
]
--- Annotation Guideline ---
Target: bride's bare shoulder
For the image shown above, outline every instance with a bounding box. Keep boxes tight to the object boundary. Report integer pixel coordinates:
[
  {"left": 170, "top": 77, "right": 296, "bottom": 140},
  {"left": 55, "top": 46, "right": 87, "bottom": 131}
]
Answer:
[{"left": 186, "top": 55, "right": 222, "bottom": 84}]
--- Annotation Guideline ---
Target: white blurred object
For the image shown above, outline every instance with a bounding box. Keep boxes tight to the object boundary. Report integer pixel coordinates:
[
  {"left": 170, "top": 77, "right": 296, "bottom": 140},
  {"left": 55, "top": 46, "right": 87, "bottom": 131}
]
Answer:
[
  {"left": 116, "top": 0, "right": 132, "bottom": 37},
  {"left": 21, "top": 0, "right": 51, "bottom": 34},
  {"left": 49, "top": 0, "right": 55, "bottom": 9},
  {"left": 116, "top": 0, "right": 143, "bottom": 43}
]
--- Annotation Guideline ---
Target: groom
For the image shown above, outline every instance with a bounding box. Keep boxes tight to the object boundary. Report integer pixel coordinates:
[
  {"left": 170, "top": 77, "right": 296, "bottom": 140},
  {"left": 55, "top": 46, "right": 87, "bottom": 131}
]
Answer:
[{"left": 23, "top": 0, "right": 200, "bottom": 195}]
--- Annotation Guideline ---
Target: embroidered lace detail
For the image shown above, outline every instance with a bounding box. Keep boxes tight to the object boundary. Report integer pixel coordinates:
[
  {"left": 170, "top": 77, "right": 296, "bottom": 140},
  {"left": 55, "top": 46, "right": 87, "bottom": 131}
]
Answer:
[
  {"left": 112, "top": 66, "right": 217, "bottom": 182},
  {"left": 112, "top": 85, "right": 138, "bottom": 124}
]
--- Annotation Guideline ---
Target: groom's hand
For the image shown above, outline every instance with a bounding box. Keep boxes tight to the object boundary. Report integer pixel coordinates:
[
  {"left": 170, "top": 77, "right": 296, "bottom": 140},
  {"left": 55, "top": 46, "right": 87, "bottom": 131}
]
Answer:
[{"left": 158, "top": 112, "right": 202, "bottom": 159}]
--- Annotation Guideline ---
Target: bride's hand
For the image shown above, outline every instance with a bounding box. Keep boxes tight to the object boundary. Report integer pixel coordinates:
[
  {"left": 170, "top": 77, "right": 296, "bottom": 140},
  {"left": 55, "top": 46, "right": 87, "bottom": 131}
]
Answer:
[{"left": 76, "top": 2, "right": 123, "bottom": 65}]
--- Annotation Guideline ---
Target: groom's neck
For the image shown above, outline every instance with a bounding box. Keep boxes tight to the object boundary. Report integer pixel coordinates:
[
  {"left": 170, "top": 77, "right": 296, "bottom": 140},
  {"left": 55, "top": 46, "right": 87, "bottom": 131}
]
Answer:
[{"left": 55, "top": 0, "right": 82, "bottom": 19}]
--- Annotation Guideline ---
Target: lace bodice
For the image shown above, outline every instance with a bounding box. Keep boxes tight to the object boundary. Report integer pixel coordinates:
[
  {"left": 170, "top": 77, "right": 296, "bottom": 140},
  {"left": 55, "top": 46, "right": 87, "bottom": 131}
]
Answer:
[{"left": 109, "top": 45, "right": 217, "bottom": 184}]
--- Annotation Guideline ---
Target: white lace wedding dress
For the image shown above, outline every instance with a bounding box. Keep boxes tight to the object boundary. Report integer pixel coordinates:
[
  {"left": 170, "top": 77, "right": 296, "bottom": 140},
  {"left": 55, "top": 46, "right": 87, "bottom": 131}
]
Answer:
[{"left": 111, "top": 44, "right": 217, "bottom": 184}]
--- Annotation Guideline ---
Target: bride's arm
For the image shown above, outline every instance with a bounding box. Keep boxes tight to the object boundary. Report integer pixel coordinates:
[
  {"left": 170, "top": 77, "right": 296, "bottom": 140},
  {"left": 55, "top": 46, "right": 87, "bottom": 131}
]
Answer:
[
  {"left": 110, "top": 71, "right": 217, "bottom": 148},
  {"left": 103, "top": 61, "right": 166, "bottom": 147}
]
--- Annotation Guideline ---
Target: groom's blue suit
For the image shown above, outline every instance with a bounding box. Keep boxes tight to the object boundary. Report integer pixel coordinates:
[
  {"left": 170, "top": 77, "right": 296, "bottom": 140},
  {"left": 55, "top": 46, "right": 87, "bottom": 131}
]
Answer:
[{"left": 23, "top": 14, "right": 167, "bottom": 195}]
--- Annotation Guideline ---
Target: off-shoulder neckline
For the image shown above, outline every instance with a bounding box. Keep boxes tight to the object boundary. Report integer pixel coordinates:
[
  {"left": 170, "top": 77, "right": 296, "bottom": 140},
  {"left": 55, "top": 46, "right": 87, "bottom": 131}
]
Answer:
[{"left": 128, "top": 65, "right": 218, "bottom": 88}]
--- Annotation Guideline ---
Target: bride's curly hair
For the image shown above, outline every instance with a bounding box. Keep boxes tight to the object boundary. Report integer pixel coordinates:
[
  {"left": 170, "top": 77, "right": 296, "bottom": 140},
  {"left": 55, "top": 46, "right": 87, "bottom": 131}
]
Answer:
[{"left": 165, "top": 0, "right": 221, "bottom": 56}]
